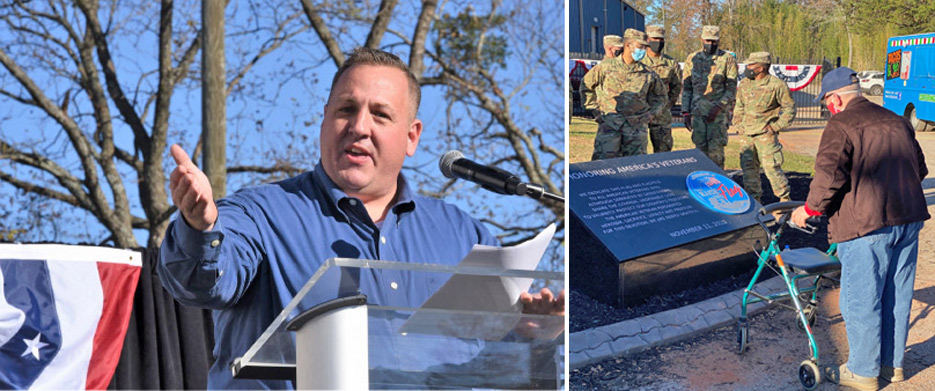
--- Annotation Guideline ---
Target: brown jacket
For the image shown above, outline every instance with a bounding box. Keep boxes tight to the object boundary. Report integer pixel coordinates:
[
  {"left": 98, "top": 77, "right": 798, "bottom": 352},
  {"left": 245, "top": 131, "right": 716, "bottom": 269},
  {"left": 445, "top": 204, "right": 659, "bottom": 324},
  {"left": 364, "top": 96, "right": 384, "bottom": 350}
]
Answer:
[{"left": 806, "top": 96, "right": 930, "bottom": 243}]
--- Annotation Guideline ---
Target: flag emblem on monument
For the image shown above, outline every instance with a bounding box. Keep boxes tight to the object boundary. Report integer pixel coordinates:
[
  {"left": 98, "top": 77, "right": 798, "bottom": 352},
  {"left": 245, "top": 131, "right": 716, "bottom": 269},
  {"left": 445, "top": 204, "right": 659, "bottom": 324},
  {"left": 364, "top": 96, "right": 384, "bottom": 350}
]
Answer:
[{"left": 685, "top": 171, "right": 752, "bottom": 215}]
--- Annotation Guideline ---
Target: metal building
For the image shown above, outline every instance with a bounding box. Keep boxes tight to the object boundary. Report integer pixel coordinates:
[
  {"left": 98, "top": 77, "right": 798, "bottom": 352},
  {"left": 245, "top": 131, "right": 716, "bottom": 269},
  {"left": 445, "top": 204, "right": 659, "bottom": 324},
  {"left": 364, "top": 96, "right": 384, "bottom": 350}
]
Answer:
[{"left": 569, "top": 0, "right": 646, "bottom": 58}]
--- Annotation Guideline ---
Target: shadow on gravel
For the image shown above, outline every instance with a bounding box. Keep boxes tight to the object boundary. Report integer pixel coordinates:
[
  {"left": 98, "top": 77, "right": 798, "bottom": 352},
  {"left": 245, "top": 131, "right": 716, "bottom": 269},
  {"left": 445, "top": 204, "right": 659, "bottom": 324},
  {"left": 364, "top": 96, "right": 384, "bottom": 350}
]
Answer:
[{"left": 906, "top": 285, "right": 935, "bottom": 380}]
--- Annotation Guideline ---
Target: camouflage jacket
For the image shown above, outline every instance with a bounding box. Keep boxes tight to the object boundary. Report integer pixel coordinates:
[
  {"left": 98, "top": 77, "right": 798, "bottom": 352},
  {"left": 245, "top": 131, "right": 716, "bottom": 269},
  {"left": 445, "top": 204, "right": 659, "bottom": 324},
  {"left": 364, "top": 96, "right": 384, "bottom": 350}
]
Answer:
[
  {"left": 640, "top": 53, "right": 681, "bottom": 125},
  {"left": 735, "top": 74, "right": 796, "bottom": 136},
  {"left": 580, "top": 57, "right": 666, "bottom": 129},
  {"left": 681, "top": 49, "right": 738, "bottom": 116},
  {"left": 579, "top": 59, "right": 609, "bottom": 111}
]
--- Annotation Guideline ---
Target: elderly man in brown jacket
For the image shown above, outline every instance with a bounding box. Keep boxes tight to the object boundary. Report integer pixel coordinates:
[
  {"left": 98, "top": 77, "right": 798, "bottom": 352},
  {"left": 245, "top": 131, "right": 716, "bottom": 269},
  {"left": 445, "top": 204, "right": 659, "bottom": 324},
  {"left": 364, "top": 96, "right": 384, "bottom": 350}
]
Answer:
[{"left": 792, "top": 67, "right": 929, "bottom": 391}]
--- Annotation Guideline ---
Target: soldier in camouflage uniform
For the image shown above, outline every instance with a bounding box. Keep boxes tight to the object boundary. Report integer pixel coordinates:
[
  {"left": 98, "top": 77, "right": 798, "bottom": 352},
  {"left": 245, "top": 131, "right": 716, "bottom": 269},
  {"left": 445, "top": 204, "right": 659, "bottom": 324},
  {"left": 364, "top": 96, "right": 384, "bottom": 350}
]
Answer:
[
  {"left": 579, "top": 35, "right": 624, "bottom": 111},
  {"left": 640, "top": 25, "right": 681, "bottom": 153},
  {"left": 581, "top": 29, "right": 667, "bottom": 160},
  {"left": 681, "top": 25, "right": 738, "bottom": 168},
  {"left": 734, "top": 52, "right": 796, "bottom": 203}
]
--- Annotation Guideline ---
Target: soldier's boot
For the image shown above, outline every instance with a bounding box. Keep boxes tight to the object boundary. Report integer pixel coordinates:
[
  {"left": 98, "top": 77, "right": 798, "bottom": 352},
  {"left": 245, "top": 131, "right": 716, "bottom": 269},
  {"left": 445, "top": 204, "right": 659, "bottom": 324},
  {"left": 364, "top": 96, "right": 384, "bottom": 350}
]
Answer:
[
  {"left": 770, "top": 197, "right": 793, "bottom": 221},
  {"left": 770, "top": 196, "right": 793, "bottom": 221}
]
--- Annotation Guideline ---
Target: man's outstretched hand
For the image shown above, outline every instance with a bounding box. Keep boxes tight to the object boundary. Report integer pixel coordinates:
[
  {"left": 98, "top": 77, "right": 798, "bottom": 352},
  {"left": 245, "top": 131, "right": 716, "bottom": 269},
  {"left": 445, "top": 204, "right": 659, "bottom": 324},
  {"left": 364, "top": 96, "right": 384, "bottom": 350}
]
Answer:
[
  {"left": 516, "top": 288, "right": 565, "bottom": 339},
  {"left": 169, "top": 144, "right": 218, "bottom": 231}
]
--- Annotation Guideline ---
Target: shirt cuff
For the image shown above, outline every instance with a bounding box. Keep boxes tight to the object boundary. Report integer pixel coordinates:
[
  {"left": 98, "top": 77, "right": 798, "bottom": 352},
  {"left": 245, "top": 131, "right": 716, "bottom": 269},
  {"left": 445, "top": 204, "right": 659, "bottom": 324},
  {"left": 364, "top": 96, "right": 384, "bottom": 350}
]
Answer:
[
  {"left": 804, "top": 203, "right": 823, "bottom": 216},
  {"left": 171, "top": 214, "right": 225, "bottom": 260}
]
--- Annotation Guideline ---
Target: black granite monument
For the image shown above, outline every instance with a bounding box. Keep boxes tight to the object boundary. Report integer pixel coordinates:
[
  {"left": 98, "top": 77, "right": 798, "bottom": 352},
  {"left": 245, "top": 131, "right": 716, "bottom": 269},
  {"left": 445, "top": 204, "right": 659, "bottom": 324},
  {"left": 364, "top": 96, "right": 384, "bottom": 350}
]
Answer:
[{"left": 570, "top": 149, "right": 768, "bottom": 307}]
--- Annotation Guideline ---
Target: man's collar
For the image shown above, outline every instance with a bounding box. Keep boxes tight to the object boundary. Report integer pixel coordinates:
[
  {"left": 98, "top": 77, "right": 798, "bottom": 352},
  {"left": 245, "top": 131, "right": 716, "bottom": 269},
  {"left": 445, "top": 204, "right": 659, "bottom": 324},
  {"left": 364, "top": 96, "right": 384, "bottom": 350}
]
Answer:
[
  {"left": 845, "top": 95, "right": 869, "bottom": 110},
  {"left": 311, "top": 162, "right": 416, "bottom": 215}
]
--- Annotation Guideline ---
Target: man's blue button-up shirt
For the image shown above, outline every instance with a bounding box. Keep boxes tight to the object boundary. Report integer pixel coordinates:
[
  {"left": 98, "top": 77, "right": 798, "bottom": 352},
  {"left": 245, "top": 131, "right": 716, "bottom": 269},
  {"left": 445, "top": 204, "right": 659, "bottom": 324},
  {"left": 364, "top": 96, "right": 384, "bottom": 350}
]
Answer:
[{"left": 158, "top": 163, "right": 497, "bottom": 389}]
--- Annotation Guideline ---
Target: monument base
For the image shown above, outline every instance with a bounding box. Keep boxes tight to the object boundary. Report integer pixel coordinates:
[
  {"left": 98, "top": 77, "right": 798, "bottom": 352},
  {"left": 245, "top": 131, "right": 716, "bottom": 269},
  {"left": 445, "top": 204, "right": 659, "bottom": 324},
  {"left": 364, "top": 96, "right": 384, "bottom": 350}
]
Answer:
[{"left": 570, "top": 215, "right": 768, "bottom": 308}]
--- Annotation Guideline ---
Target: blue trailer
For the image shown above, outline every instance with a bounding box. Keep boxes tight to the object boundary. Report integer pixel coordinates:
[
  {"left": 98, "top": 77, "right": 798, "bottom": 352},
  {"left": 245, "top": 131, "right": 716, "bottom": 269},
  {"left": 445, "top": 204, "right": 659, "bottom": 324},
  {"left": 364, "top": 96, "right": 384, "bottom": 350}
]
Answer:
[{"left": 883, "top": 32, "right": 935, "bottom": 131}]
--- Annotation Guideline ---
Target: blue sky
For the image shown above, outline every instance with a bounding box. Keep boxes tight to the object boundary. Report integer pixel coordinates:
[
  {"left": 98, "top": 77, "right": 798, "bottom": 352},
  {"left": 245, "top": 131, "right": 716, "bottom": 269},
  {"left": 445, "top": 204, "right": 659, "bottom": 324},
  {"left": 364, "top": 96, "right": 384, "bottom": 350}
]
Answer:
[{"left": 0, "top": 0, "right": 565, "bottom": 269}]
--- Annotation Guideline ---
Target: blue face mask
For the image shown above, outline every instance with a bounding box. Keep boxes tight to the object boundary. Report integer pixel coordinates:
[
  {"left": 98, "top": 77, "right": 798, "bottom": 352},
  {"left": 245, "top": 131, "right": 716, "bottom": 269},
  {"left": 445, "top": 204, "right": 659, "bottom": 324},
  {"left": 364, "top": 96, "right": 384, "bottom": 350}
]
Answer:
[{"left": 632, "top": 48, "right": 646, "bottom": 61}]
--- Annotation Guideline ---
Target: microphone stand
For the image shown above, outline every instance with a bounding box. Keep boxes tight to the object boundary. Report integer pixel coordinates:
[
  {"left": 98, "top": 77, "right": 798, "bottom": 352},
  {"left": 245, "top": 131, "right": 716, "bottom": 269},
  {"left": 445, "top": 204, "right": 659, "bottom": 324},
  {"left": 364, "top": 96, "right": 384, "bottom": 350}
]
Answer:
[{"left": 521, "top": 183, "right": 564, "bottom": 203}]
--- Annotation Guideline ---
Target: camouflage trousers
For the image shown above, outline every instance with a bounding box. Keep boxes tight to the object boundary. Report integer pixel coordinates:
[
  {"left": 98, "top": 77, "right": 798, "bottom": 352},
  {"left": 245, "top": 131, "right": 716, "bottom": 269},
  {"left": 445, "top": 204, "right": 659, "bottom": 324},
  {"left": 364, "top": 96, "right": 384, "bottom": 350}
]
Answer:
[
  {"left": 739, "top": 132, "right": 791, "bottom": 202},
  {"left": 591, "top": 121, "right": 648, "bottom": 160},
  {"left": 691, "top": 112, "right": 728, "bottom": 169},
  {"left": 649, "top": 123, "right": 673, "bottom": 153}
]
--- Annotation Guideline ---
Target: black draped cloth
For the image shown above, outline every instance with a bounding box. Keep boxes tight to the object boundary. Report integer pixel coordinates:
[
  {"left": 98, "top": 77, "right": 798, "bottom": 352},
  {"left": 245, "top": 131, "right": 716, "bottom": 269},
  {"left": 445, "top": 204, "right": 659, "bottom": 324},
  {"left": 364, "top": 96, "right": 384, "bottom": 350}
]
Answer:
[{"left": 108, "top": 247, "right": 214, "bottom": 389}]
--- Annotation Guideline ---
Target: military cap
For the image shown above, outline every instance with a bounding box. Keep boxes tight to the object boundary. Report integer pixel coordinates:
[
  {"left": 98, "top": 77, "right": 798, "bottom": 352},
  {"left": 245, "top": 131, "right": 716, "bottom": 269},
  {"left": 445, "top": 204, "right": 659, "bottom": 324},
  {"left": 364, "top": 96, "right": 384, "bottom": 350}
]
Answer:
[
  {"left": 701, "top": 25, "right": 720, "bottom": 40},
  {"left": 745, "top": 51, "right": 771, "bottom": 65},
  {"left": 603, "top": 34, "right": 624, "bottom": 47},
  {"left": 623, "top": 28, "right": 648, "bottom": 45},
  {"left": 646, "top": 25, "right": 665, "bottom": 39}
]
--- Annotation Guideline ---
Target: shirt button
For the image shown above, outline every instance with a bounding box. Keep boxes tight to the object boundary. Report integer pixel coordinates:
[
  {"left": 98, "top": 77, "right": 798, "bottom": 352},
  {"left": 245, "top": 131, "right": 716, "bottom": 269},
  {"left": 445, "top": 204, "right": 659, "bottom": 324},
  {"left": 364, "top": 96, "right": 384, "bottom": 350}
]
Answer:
[
  {"left": 348, "top": 199, "right": 358, "bottom": 206},
  {"left": 390, "top": 281, "right": 398, "bottom": 290},
  {"left": 210, "top": 239, "right": 221, "bottom": 247},
  {"left": 381, "top": 236, "right": 387, "bottom": 244}
]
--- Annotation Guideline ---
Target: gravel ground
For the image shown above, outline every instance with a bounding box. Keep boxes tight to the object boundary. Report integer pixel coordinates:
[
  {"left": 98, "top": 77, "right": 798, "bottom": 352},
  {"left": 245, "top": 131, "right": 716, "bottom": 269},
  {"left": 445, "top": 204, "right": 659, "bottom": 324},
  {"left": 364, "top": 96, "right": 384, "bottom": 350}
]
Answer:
[{"left": 570, "top": 172, "right": 830, "bottom": 333}]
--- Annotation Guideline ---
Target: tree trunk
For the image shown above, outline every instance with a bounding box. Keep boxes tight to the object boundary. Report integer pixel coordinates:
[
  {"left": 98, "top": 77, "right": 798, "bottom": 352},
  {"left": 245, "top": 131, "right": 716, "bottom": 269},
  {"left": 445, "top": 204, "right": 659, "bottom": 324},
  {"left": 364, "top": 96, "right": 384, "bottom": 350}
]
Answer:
[
  {"left": 846, "top": 24, "right": 853, "bottom": 68},
  {"left": 203, "top": 0, "right": 227, "bottom": 200}
]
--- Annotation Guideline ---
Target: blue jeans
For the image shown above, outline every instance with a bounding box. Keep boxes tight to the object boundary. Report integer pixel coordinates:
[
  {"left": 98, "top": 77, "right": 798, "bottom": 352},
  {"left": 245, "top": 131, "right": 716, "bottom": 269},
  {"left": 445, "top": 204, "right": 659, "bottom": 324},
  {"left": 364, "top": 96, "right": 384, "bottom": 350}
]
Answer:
[{"left": 837, "top": 221, "right": 923, "bottom": 378}]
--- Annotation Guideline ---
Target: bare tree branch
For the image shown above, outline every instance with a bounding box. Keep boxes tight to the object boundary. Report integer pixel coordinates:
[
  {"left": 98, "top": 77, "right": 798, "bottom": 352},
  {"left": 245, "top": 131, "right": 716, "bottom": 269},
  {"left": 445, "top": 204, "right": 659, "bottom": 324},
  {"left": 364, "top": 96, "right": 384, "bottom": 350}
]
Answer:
[
  {"left": 0, "top": 48, "right": 121, "bottom": 231},
  {"left": 0, "top": 139, "right": 94, "bottom": 211},
  {"left": 481, "top": 218, "right": 565, "bottom": 247},
  {"left": 364, "top": 0, "right": 398, "bottom": 49},
  {"left": 0, "top": 171, "right": 84, "bottom": 209},
  {"left": 227, "top": 12, "right": 308, "bottom": 96},
  {"left": 76, "top": 0, "right": 150, "bottom": 151},
  {"left": 299, "top": 0, "right": 344, "bottom": 67},
  {"left": 172, "top": 30, "right": 203, "bottom": 86},
  {"left": 408, "top": 0, "right": 437, "bottom": 78},
  {"left": 0, "top": 89, "right": 37, "bottom": 105}
]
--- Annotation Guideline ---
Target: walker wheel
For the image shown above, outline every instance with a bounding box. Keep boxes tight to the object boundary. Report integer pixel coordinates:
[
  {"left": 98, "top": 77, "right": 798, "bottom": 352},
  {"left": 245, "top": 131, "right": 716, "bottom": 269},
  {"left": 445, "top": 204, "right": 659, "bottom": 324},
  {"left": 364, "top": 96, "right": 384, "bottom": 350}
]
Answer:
[
  {"left": 798, "top": 360, "right": 820, "bottom": 390},
  {"left": 736, "top": 319, "right": 748, "bottom": 354},
  {"left": 795, "top": 306, "right": 818, "bottom": 333}
]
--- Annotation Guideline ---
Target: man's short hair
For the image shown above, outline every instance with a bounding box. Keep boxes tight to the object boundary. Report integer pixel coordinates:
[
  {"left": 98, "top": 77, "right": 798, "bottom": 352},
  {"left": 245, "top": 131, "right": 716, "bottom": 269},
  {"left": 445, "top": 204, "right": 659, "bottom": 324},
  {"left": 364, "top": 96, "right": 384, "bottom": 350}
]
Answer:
[
  {"left": 329, "top": 47, "right": 422, "bottom": 118},
  {"left": 831, "top": 84, "right": 862, "bottom": 96}
]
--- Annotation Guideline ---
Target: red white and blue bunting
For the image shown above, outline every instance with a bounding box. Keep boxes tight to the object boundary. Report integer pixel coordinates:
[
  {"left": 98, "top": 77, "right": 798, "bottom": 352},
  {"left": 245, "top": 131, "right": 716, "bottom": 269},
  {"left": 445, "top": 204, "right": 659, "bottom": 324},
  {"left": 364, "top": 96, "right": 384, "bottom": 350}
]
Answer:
[
  {"left": 571, "top": 58, "right": 822, "bottom": 92},
  {"left": 768, "top": 64, "right": 822, "bottom": 91}
]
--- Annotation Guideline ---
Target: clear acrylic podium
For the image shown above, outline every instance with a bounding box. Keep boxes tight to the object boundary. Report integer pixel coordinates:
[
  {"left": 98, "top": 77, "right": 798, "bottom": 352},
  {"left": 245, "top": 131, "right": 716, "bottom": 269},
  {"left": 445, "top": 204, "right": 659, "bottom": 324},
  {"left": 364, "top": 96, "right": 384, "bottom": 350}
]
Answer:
[{"left": 230, "top": 258, "right": 565, "bottom": 389}]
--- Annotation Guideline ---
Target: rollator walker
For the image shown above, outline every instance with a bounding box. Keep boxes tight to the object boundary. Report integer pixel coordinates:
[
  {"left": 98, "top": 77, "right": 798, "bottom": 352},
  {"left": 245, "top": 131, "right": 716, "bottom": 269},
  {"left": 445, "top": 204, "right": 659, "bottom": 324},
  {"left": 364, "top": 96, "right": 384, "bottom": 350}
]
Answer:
[{"left": 736, "top": 201, "right": 841, "bottom": 390}]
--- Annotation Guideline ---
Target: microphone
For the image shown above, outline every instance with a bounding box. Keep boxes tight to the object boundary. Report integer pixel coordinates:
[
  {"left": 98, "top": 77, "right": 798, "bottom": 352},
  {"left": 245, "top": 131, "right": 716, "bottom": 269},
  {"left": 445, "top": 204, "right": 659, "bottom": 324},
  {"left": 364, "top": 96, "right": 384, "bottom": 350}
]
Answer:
[{"left": 439, "top": 150, "right": 525, "bottom": 195}]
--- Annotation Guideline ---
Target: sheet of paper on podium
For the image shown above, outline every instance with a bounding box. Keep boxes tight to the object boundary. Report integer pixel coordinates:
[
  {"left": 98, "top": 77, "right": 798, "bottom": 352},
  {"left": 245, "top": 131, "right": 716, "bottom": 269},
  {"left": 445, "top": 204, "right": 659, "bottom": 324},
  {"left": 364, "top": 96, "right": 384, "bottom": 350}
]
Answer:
[{"left": 399, "top": 224, "right": 556, "bottom": 340}]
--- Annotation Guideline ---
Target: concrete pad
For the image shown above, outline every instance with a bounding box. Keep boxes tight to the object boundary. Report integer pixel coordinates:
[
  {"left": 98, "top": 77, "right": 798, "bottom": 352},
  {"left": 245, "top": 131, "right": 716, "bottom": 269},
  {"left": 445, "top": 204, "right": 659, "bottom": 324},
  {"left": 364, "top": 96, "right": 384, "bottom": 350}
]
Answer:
[{"left": 569, "top": 275, "right": 787, "bottom": 369}]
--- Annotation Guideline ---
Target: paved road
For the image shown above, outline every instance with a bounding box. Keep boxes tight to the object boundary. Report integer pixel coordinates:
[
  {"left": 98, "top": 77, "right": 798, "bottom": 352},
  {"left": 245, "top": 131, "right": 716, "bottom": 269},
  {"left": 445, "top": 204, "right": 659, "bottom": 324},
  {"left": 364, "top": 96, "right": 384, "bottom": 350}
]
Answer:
[{"left": 571, "top": 96, "right": 935, "bottom": 390}]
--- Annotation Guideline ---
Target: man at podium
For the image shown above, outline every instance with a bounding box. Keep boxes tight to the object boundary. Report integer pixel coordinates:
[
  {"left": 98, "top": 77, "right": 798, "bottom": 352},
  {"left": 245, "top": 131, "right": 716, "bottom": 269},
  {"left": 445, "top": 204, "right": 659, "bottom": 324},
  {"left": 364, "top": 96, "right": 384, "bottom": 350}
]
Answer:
[{"left": 159, "top": 47, "right": 563, "bottom": 389}]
